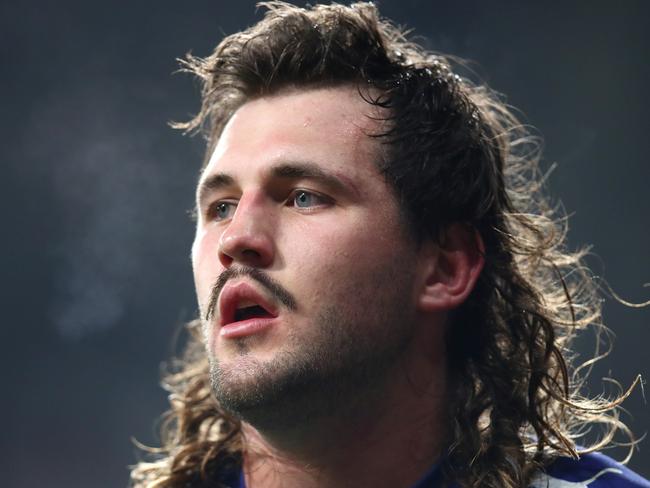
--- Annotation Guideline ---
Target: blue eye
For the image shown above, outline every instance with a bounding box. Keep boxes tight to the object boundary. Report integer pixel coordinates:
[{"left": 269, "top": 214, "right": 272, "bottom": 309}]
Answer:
[
  {"left": 293, "top": 190, "right": 327, "bottom": 208},
  {"left": 294, "top": 191, "right": 315, "bottom": 208},
  {"left": 210, "top": 201, "right": 237, "bottom": 221}
]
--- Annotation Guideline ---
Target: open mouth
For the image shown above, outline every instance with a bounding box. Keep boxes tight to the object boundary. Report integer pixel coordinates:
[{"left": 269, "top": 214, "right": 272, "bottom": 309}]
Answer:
[
  {"left": 218, "top": 282, "right": 280, "bottom": 328},
  {"left": 217, "top": 282, "right": 281, "bottom": 339},
  {"left": 234, "top": 304, "right": 274, "bottom": 322}
]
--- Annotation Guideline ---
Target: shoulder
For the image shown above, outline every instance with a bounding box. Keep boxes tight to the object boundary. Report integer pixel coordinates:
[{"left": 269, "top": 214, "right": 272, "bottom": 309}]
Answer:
[{"left": 530, "top": 452, "right": 650, "bottom": 488}]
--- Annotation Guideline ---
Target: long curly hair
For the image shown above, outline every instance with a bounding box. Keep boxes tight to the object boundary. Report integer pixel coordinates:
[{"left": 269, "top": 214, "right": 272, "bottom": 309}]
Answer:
[{"left": 131, "top": 3, "right": 640, "bottom": 487}]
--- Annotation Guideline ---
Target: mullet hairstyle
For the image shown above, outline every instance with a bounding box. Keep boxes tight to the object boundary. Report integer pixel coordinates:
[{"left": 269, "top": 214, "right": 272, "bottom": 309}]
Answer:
[{"left": 131, "top": 2, "right": 639, "bottom": 487}]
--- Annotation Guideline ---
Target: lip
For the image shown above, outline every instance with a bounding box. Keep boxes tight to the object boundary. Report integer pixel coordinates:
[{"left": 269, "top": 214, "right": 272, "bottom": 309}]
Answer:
[
  {"left": 220, "top": 317, "right": 278, "bottom": 339},
  {"left": 218, "top": 281, "right": 279, "bottom": 339}
]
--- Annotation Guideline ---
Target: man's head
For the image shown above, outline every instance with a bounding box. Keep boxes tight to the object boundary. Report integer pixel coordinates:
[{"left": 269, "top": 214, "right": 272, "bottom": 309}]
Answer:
[
  {"left": 182, "top": 0, "right": 497, "bottom": 431},
  {"left": 188, "top": 0, "right": 490, "bottom": 434},
  {"left": 132, "top": 3, "right": 633, "bottom": 488}
]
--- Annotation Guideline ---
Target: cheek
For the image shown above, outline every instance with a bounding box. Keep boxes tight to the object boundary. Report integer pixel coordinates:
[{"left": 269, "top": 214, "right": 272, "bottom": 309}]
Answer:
[
  {"left": 192, "top": 229, "right": 223, "bottom": 307},
  {"left": 287, "top": 215, "right": 406, "bottom": 300}
]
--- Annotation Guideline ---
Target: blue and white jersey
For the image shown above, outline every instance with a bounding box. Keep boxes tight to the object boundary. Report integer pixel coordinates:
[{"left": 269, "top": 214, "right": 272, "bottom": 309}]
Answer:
[
  {"left": 411, "top": 452, "right": 649, "bottom": 488},
  {"left": 529, "top": 452, "right": 649, "bottom": 488},
  {"left": 231, "top": 451, "right": 649, "bottom": 487}
]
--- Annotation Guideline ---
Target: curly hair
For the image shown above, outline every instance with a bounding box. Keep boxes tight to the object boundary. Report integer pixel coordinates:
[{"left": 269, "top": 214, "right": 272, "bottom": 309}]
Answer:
[{"left": 131, "top": 2, "right": 640, "bottom": 487}]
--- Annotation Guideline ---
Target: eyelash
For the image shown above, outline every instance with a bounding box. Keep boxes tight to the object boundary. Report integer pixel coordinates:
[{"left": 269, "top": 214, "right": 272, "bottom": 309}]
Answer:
[{"left": 205, "top": 189, "right": 332, "bottom": 222}]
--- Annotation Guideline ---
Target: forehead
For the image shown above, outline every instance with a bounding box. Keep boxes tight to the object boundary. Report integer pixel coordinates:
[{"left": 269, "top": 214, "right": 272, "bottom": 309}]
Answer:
[{"left": 201, "top": 86, "right": 386, "bottom": 186}]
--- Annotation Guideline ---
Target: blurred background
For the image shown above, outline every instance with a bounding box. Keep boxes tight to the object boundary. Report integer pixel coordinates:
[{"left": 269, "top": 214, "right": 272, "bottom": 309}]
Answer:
[{"left": 2, "top": 1, "right": 648, "bottom": 486}]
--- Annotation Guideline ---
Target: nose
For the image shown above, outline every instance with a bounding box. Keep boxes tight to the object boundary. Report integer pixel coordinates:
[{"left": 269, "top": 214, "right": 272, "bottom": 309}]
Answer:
[{"left": 218, "top": 197, "right": 275, "bottom": 269}]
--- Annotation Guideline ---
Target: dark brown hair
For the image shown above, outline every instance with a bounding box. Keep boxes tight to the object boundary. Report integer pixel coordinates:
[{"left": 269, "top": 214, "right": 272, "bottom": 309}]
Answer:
[{"left": 131, "top": 2, "right": 639, "bottom": 487}]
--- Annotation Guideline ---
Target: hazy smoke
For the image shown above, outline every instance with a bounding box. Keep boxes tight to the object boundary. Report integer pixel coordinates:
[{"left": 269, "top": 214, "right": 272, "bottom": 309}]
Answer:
[{"left": 27, "top": 78, "right": 171, "bottom": 339}]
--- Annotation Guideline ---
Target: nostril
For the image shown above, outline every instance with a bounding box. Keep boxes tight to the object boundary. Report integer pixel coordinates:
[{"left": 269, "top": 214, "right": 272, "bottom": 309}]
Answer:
[
  {"left": 238, "top": 248, "right": 265, "bottom": 266},
  {"left": 219, "top": 253, "right": 234, "bottom": 268},
  {"left": 241, "top": 249, "right": 260, "bottom": 258}
]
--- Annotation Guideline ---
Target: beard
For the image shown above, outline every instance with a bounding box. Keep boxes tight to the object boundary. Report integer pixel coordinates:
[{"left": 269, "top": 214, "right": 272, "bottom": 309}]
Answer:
[{"left": 204, "top": 264, "right": 418, "bottom": 433}]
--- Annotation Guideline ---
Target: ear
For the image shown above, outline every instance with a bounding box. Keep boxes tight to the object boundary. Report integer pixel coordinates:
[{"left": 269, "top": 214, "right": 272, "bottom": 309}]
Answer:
[{"left": 417, "top": 223, "right": 485, "bottom": 312}]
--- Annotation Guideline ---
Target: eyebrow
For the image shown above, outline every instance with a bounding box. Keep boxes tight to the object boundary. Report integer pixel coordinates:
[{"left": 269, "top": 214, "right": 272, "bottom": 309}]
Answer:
[
  {"left": 196, "top": 161, "right": 357, "bottom": 208},
  {"left": 196, "top": 173, "right": 235, "bottom": 209},
  {"left": 271, "top": 162, "right": 356, "bottom": 195}
]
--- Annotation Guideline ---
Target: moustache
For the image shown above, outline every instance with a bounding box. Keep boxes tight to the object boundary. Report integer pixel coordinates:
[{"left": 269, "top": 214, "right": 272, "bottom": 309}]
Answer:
[{"left": 205, "top": 266, "right": 297, "bottom": 322}]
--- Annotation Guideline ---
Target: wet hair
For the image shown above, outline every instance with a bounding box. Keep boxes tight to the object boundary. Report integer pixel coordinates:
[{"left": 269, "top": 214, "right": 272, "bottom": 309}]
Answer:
[{"left": 131, "top": 2, "right": 639, "bottom": 487}]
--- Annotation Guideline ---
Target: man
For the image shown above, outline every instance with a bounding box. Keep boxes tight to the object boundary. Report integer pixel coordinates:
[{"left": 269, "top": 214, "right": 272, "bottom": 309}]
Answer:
[{"left": 131, "top": 2, "right": 648, "bottom": 487}]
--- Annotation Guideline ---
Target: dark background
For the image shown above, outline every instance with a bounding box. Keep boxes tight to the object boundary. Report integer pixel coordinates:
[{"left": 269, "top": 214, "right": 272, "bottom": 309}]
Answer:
[{"left": 2, "top": 1, "right": 648, "bottom": 486}]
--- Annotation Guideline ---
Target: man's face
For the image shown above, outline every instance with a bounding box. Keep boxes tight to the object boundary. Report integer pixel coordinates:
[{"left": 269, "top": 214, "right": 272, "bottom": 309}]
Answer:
[{"left": 192, "top": 87, "right": 423, "bottom": 428}]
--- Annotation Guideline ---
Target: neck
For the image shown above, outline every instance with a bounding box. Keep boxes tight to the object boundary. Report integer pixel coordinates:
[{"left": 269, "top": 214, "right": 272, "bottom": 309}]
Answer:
[{"left": 240, "top": 336, "right": 448, "bottom": 488}]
